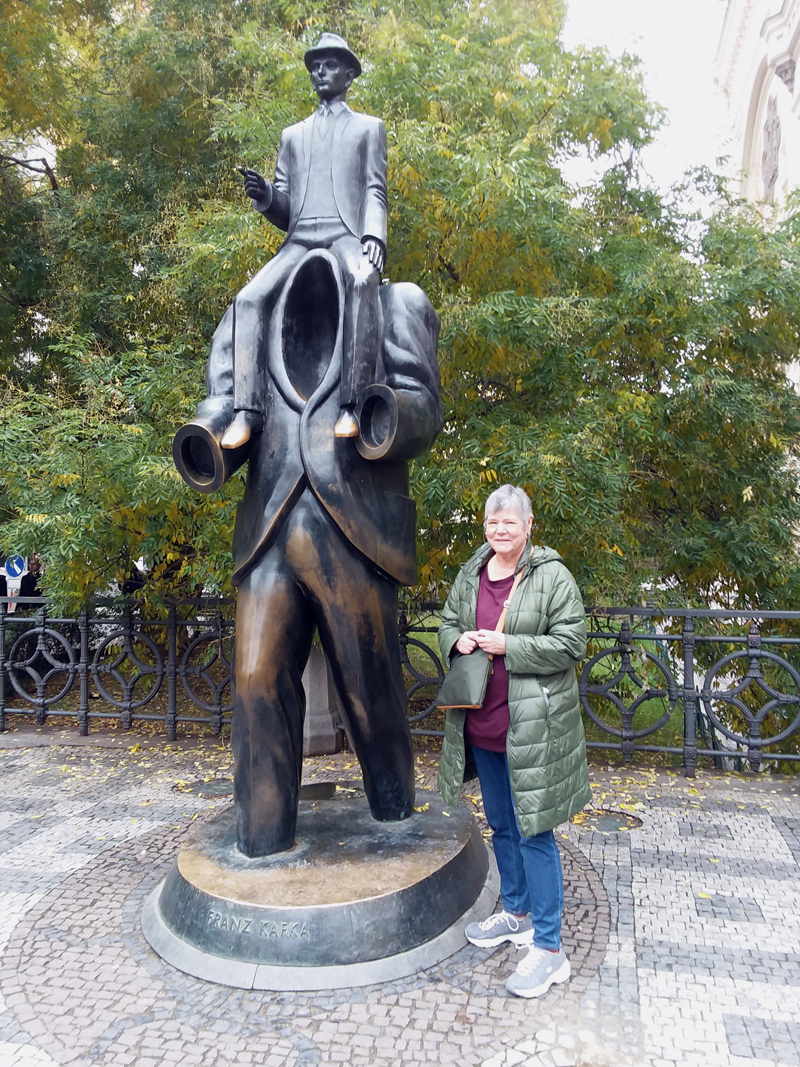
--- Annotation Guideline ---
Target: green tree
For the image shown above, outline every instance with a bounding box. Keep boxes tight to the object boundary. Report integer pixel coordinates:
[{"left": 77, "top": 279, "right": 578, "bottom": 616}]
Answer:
[
  {"left": 2, "top": 0, "right": 799, "bottom": 612},
  {"left": 0, "top": 0, "right": 112, "bottom": 375},
  {"left": 415, "top": 168, "right": 800, "bottom": 608}
]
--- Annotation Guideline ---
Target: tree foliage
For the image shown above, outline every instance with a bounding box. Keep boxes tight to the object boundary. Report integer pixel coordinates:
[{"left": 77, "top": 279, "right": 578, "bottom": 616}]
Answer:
[{"left": 1, "top": 0, "right": 800, "bottom": 611}]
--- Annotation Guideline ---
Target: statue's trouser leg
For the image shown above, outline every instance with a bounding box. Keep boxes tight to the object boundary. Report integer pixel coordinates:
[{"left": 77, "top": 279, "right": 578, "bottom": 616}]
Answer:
[
  {"left": 233, "top": 488, "right": 415, "bottom": 856},
  {"left": 231, "top": 226, "right": 381, "bottom": 415},
  {"left": 330, "top": 237, "right": 382, "bottom": 407},
  {"left": 231, "top": 242, "right": 307, "bottom": 414},
  {"left": 299, "top": 501, "right": 415, "bottom": 824},
  {"left": 233, "top": 535, "right": 315, "bottom": 857},
  {"left": 207, "top": 304, "right": 235, "bottom": 398}
]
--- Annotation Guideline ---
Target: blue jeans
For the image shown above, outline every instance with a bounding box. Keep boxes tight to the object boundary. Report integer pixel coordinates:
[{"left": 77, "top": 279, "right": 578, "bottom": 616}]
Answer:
[{"left": 471, "top": 745, "right": 564, "bottom": 950}]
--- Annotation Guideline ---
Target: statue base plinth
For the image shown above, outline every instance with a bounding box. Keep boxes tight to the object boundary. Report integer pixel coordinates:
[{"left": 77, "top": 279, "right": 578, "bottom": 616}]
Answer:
[{"left": 141, "top": 787, "right": 498, "bottom": 990}]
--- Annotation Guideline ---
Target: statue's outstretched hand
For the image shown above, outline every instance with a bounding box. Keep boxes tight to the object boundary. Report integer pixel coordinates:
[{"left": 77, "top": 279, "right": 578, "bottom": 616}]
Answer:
[
  {"left": 362, "top": 238, "right": 385, "bottom": 274},
  {"left": 239, "top": 167, "right": 271, "bottom": 211}
]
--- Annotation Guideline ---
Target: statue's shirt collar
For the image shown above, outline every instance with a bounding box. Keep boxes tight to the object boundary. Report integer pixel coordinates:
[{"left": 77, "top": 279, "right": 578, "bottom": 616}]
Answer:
[{"left": 316, "top": 100, "right": 350, "bottom": 118}]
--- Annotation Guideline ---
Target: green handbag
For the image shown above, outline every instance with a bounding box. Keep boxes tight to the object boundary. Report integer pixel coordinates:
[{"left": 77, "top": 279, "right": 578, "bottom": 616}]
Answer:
[
  {"left": 435, "top": 562, "right": 527, "bottom": 710},
  {"left": 435, "top": 647, "right": 493, "bottom": 710}
]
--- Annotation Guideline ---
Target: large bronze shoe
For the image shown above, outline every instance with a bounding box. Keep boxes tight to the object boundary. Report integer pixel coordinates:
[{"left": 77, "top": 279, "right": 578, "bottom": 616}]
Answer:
[
  {"left": 334, "top": 411, "right": 360, "bottom": 438},
  {"left": 221, "top": 410, "right": 263, "bottom": 449}
]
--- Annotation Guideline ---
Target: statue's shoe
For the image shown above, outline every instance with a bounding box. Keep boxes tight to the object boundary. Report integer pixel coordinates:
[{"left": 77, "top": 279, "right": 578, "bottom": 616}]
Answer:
[
  {"left": 334, "top": 411, "right": 359, "bottom": 438},
  {"left": 221, "top": 410, "right": 262, "bottom": 449}
]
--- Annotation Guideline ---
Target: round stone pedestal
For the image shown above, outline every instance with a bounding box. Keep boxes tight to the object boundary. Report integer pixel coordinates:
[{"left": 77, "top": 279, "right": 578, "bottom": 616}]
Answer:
[{"left": 142, "top": 787, "right": 498, "bottom": 990}]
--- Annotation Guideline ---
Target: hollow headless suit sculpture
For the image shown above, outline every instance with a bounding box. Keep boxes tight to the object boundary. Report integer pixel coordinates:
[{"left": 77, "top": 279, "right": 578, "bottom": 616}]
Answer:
[{"left": 173, "top": 34, "right": 443, "bottom": 858}]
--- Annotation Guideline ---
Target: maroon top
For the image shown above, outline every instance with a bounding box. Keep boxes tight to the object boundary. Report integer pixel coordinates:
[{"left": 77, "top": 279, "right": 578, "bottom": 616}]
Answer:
[{"left": 463, "top": 567, "right": 515, "bottom": 752}]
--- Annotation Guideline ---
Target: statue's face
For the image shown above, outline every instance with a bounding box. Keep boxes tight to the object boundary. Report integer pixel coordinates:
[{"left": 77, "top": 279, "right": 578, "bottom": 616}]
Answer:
[{"left": 310, "top": 55, "right": 354, "bottom": 102}]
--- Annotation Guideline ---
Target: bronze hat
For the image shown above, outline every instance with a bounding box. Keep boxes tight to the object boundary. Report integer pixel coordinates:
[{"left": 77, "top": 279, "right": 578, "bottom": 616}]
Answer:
[{"left": 304, "top": 33, "right": 362, "bottom": 78}]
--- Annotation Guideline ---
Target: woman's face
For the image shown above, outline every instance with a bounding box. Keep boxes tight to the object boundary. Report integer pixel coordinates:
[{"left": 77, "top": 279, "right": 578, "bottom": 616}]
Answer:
[{"left": 484, "top": 507, "right": 532, "bottom": 560}]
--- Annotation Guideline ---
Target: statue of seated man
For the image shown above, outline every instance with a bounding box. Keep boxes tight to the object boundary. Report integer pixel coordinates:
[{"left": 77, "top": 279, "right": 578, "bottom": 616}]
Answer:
[
  {"left": 175, "top": 32, "right": 443, "bottom": 858},
  {"left": 220, "top": 32, "right": 387, "bottom": 448}
]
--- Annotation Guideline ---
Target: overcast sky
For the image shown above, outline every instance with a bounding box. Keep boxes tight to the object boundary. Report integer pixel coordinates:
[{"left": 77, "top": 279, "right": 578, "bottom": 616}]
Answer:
[{"left": 561, "top": 0, "right": 730, "bottom": 189}]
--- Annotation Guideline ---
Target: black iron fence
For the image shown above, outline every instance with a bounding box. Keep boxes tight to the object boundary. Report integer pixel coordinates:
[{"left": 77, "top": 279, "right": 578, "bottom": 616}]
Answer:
[
  {"left": 4, "top": 598, "right": 800, "bottom": 776},
  {"left": 403, "top": 604, "right": 800, "bottom": 775},
  {"left": 0, "top": 597, "right": 235, "bottom": 741}
]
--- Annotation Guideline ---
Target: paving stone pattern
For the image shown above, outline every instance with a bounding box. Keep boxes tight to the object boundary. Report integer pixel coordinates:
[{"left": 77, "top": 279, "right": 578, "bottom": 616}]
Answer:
[
  {"left": 694, "top": 896, "right": 765, "bottom": 924},
  {"left": 1, "top": 729, "right": 800, "bottom": 1066}
]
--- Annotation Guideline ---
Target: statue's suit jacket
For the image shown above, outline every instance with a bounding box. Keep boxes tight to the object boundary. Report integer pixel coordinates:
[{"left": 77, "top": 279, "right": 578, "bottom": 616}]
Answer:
[
  {"left": 199, "top": 261, "right": 442, "bottom": 588},
  {"left": 259, "top": 105, "right": 388, "bottom": 247}
]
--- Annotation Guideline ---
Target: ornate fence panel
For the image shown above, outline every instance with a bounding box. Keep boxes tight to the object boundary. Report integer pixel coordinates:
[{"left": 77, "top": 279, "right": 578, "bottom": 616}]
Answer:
[
  {"left": 4, "top": 599, "right": 800, "bottom": 774},
  {"left": 0, "top": 598, "right": 235, "bottom": 740},
  {"left": 578, "top": 608, "right": 800, "bottom": 774},
  {"left": 399, "top": 604, "right": 800, "bottom": 774},
  {"left": 399, "top": 604, "right": 444, "bottom": 735}
]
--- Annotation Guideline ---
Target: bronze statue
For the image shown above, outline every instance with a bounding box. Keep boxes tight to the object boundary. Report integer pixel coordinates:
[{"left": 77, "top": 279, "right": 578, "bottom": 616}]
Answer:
[
  {"left": 223, "top": 32, "right": 388, "bottom": 447},
  {"left": 173, "top": 33, "right": 442, "bottom": 857}
]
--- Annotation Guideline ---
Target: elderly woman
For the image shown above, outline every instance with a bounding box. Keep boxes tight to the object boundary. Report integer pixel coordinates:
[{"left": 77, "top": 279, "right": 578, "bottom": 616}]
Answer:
[{"left": 437, "top": 484, "right": 591, "bottom": 998}]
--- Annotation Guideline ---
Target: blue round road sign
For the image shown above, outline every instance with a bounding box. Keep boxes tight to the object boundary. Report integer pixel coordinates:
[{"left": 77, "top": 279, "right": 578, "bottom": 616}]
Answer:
[{"left": 4, "top": 555, "right": 26, "bottom": 579}]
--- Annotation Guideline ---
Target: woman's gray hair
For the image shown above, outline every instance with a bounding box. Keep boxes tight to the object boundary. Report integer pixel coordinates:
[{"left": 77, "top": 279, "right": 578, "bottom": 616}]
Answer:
[{"left": 484, "top": 484, "right": 532, "bottom": 526}]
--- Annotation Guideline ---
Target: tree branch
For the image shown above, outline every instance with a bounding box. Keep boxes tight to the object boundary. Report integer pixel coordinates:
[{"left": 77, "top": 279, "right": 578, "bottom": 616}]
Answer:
[
  {"left": 437, "top": 252, "right": 460, "bottom": 282},
  {"left": 0, "top": 155, "right": 59, "bottom": 190}
]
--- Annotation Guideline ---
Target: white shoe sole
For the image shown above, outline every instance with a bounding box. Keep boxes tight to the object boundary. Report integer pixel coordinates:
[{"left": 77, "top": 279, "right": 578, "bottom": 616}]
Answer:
[
  {"left": 466, "top": 928, "right": 533, "bottom": 948},
  {"left": 505, "top": 957, "right": 571, "bottom": 998}
]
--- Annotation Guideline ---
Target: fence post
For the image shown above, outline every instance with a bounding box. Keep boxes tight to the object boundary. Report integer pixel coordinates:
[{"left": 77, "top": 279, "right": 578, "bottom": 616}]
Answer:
[
  {"left": 35, "top": 603, "right": 48, "bottom": 726},
  {"left": 167, "top": 603, "right": 178, "bottom": 742},
  {"left": 211, "top": 607, "right": 224, "bottom": 736},
  {"left": 78, "top": 608, "right": 90, "bottom": 736},
  {"left": 619, "top": 619, "right": 635, "bottom": 763},
  {"left": 399, "top": 605, "right": 409, "bottom": 660},
  {"left": 120, "top": 602, "right": 133, "bottom": 730},
  {"left": 746, "top": 624, "right": 763, "bottom": 773},
  {"left": 682, "top": 615, "right": 697, "bottom": 778}
]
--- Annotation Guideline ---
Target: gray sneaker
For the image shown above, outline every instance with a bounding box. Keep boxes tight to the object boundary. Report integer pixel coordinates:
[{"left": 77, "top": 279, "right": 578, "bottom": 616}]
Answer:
[
  {"left": 505, "top": 945, "right": 571, "bottom": 998},
  {"left": 465, "top": 910, "right": 533, "bottom": 947}
]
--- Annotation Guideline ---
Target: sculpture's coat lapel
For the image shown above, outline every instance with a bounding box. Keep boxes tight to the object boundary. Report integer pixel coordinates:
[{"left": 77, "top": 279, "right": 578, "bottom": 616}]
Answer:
[{"left": 296, "top": 115, "right": 314, "bottom": 217}]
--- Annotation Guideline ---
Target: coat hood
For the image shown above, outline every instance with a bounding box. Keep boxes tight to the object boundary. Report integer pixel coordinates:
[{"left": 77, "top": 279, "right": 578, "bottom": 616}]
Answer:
[{"left": 459, "top": 541, "right": 564, "bottom": 579}]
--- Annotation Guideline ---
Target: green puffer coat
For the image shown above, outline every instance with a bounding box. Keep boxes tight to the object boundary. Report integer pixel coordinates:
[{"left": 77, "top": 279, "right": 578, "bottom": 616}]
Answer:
[{"left": 436, "top": 542, "right": 592, "bottom": 836}]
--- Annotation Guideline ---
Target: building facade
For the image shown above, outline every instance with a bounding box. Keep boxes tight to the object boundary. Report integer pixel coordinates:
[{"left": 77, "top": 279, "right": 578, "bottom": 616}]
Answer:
[{"left": 716, "top": 0, "right": 800, "bottom": 201}]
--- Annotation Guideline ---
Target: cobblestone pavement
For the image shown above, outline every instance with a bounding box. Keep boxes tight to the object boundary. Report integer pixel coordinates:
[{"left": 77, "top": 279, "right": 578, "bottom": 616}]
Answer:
[{"left": 1, "top": 727, "right": 800, "bottom": 1067}]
